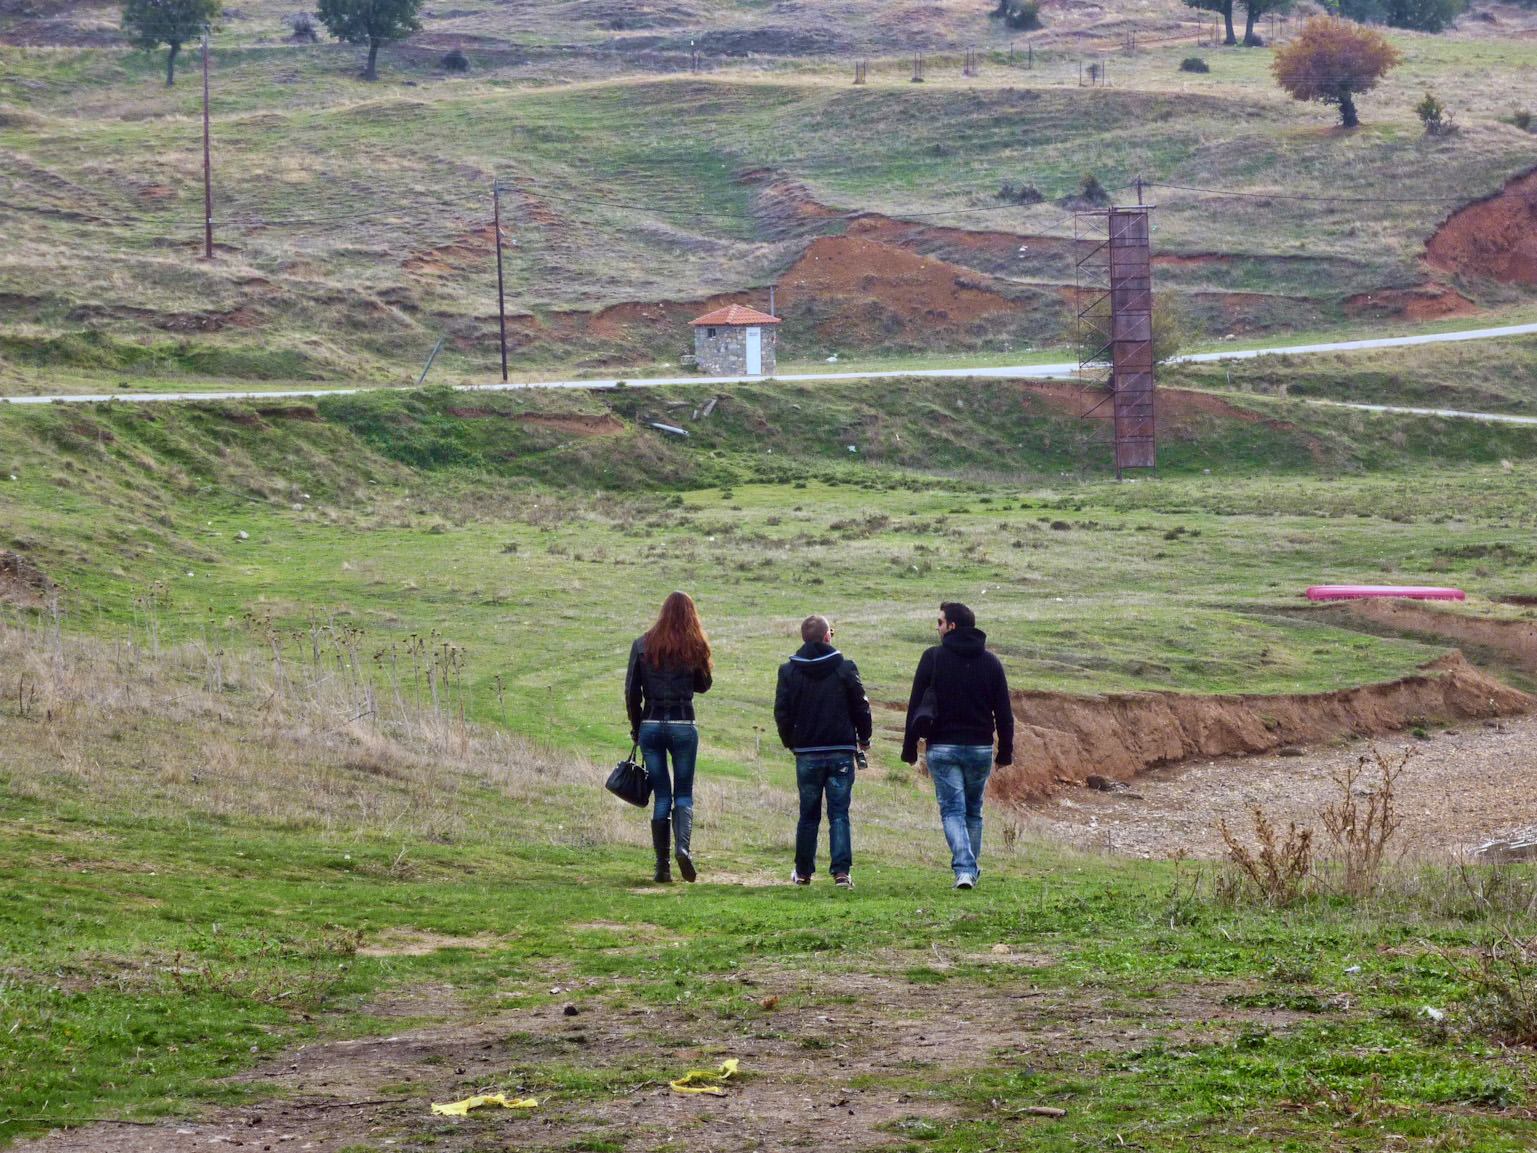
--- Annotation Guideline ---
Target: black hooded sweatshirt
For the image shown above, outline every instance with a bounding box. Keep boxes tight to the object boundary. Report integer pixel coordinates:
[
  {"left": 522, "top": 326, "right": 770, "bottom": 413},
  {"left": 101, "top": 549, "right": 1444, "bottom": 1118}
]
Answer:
[
  {"left": 900, "top": 625, "right": 1014, "bottom": 764},
  {"left": 774, "top": 641, "right": 873, "bottom": 756}
]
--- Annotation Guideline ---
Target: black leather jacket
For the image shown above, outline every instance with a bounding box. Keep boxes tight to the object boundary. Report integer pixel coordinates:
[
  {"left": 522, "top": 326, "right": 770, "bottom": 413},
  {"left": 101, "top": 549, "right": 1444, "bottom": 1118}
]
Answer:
[{"left": 625, "top": 636, "right": 712, "bottom": 734}]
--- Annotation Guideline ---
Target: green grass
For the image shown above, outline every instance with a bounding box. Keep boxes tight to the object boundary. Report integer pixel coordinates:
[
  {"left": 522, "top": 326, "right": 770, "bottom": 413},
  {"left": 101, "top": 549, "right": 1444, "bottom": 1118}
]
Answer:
[{"left": 6, "top": 379, "right": 1537, "bottom": 764}]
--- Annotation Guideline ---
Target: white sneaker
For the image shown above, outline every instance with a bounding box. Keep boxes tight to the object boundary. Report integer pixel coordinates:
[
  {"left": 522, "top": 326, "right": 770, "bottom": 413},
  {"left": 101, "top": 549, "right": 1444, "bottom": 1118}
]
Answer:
[{"left": 954, "top": 874, "right": 977, "bottom": 890}]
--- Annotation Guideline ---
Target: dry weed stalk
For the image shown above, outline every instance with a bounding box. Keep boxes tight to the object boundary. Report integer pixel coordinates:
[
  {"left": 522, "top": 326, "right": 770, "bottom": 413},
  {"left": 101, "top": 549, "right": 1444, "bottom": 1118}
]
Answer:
[
  {"left": 1217, "top": 805, "right": 1313, "bottom": 906},
  {"left": 1321, "top": 744, "right": 1413, "bottom": 898},
  {"left": 1439, "top": 926, "right": 1537, "bottom": 1047}
]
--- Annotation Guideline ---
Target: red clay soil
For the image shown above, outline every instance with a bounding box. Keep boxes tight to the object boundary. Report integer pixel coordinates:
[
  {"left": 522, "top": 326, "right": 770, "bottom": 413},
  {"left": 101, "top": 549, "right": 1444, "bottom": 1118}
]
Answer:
[
  {"left": 1339, "top": 599, "right": 1537, "bottom": 673},
  {"left": 1424, "top": 166, "right": 1537, "bottom": 285},
  {"left": 1342, "top": 283, "right": 1477, "bottom": 321},
  {"left": 989, "top": 653, "right": 1532, "bottom": 805},
  {"left": 774, "top": 234, "right": 1020, "bottom": 326},
  {"left": 403, "top": 226, "right": 496, "bottom": 276}
]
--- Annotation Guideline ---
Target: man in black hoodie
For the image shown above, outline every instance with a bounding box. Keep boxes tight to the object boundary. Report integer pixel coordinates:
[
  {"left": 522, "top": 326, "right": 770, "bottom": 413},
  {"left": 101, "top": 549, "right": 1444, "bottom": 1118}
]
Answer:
[
  {"left": 900, "top": 602, "right": 1014, "bottom": 889},
  {"left": 775, "top": 615, "right": 873, "bottom": 889}
]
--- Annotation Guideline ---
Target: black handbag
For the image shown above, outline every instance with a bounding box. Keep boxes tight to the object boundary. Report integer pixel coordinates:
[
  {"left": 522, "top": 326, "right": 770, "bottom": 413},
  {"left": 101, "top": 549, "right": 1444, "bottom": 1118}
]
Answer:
[
  {"left": 910, "top": 684, "right": 939, "bottom": 740},
  {"left": 605, "top": 743, "right": 652, "bottom": 807}
]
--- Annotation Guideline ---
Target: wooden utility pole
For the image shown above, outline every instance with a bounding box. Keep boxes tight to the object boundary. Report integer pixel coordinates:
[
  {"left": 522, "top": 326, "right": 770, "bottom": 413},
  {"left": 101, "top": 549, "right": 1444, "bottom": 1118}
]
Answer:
[
  {"left": 202, "top": 25, "right": 213, "bottom": 260},
  {"left": 493, "top": 180, "right": 508, "bottom": 382}
]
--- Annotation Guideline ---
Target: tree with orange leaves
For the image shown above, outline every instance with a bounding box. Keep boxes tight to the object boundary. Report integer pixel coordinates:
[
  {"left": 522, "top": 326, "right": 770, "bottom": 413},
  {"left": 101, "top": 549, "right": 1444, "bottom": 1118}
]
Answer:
[{"left": 1271, "top": 16, "right": 1403, "bottom": 128}]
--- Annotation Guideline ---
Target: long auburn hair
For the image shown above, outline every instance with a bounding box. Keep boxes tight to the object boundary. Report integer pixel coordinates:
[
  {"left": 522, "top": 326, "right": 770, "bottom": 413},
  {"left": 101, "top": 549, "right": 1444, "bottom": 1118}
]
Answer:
[{"left": 644, "top": 591, "right": 713, "bottom": 673}]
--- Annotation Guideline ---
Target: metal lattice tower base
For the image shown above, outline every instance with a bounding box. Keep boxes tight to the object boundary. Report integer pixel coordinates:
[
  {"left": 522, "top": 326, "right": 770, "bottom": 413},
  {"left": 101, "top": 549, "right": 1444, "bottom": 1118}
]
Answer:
[{"left": 1075, "top": 205, "right": 1156, "bottom": 477}]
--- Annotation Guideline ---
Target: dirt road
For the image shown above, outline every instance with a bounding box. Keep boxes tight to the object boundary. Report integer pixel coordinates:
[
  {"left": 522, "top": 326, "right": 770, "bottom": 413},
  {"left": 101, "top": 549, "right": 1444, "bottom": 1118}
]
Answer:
[{"left": 1036, "top": 714, "right": 1537, "bottom": 862}]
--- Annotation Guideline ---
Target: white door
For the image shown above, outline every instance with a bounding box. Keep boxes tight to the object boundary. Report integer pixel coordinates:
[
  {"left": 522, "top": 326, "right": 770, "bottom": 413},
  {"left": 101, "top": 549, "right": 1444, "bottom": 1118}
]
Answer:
[{"left": 744, "top": 327, "right": 762, "bottom": 375}]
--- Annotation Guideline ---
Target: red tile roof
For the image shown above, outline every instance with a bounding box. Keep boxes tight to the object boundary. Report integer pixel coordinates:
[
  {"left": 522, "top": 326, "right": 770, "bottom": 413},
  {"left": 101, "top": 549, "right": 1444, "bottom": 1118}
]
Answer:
[{"left": 689, "top": 304, "right": 782, "bottom": 327}]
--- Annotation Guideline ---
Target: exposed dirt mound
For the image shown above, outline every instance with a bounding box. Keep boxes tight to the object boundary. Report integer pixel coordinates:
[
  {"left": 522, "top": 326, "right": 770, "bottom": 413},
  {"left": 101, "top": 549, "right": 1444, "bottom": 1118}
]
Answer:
[
  {"left": 0, "top": 550, "right": 53, "bottom": 608},
  {"left": 990, "top": 653, "right": 1531, "bottom": 804},
  {"left": 1425, "top": 167, "right": 1537, "bottom": 285},
  {"left": 514, "top": 412, "right": 625, "bottom": 435},
  {"left": 1338, "top": 599, "right": 1537, "bottom": 674},
  {"left": 776, "top": 234, "right": 1022, "bottom": 332},
  {"left": 1342, "top": 283, "right": 1477, "bottom": 321},
  {"left": 1018, "top": 380, "right": 1324, "bottom": 457},
  {"left": 404, "top": 226, "right": 495, "bottom": 275}
]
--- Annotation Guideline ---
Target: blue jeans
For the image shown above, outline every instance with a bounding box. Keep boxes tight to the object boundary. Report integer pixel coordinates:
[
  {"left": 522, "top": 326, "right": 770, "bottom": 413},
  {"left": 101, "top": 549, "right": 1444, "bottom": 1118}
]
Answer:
[
  {"left": 927, "top": 744, "right": 993, "bottom": 878},
  {"left": 639, "top": 721, "right": 697, "bottom": 820},
  {"left": 795, "top": 753, "right": 855, "bottom": 877}
]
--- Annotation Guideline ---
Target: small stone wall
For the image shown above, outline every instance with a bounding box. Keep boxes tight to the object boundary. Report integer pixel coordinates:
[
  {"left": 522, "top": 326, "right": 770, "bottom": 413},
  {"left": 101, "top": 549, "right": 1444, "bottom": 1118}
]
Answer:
[{"left": 694, "top": 325, "right": 777, "bottom": 376}]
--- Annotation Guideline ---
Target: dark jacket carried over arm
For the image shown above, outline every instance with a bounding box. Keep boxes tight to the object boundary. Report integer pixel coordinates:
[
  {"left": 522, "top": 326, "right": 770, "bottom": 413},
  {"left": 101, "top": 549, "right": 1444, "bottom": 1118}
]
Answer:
[
  {"left": 900, "top": 626, "right": 1013, "bottom": 764},
  {"left": 774, "top": 641, "right": 873, "bottom": 755},
  {"left": 626, "top": 636, "right": 712, "bottom": 737}
]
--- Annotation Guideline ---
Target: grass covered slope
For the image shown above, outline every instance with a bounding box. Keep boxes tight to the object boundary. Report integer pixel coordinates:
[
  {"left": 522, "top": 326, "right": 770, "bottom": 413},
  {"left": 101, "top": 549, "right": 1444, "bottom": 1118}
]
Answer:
[
  {"left": 5, "top": 18, "right": 1537, "bottom": 385},
  {"left": 5, "top": 378, "right": 1537, "bottom": 770}
]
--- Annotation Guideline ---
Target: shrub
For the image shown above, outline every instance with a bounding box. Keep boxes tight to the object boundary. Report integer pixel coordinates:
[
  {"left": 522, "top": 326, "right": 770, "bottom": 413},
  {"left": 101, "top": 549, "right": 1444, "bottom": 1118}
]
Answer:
[
  {"left": 1415, "top": 90, "right": 1454, "bottom": 135},
  {"left": 1004, "top": 0, "right": 1042, "bottom": 28},
  {"left": 286, "top": 10, "right": 319, "bottom": 40},
  {"left": 1445, "top": 926, "right": 1537, "bottom": 1047},
  {"left": 1513, "top": 109, "right": 1533, "bottom": 131},
  {"left": 440, "top": 47, "right": 468, "bottom": 71},
  {"left": 1339, "top": 0, "right": 1467, "bottom": 32},
  {"left": 1320, "top": 744, "right": 1412, "bottom": 898},
  {"left": 1179, "top": 56, "right": 1210, "bottom": 72},
  {"left": 1218, "top": 806, "right": 1313, "bottom": 906},
  {"left": 996, "top": 180, "right": 1044, "bottom": 204}
]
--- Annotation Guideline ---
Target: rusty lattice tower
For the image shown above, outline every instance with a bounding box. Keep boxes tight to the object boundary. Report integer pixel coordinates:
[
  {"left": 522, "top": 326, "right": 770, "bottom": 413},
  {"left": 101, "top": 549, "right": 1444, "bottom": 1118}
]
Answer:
[{"left": 1075, "top": 204, "right": 1155, "bottom": 477}]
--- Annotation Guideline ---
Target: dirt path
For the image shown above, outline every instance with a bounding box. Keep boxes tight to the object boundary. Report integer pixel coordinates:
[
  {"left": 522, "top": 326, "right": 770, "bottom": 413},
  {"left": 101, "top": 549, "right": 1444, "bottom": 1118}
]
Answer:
[
  {"left": 13, "top": 963, "right": 1334, "bottom": 1153},
  {"left": 1037, "top": 714, "right": 1537, "bottom": 861}
]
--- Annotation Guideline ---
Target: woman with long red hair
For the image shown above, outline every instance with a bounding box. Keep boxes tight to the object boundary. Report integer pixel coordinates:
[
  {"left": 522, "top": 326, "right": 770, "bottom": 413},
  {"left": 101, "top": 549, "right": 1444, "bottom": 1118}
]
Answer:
[{"left": 625, "top": 591, "right": 714, "bottom": 883}]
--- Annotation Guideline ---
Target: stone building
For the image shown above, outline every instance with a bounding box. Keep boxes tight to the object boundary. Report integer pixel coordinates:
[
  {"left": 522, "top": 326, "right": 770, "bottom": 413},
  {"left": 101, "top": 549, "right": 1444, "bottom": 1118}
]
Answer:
[{"left": 689, "top": 304, "right": 781, "bottom": 376}]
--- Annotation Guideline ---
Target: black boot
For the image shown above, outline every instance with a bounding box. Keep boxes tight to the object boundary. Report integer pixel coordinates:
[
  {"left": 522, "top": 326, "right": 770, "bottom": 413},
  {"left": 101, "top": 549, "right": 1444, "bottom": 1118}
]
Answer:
[
  {"left": 673, "top": 806, "right": 697, "bottom": 883},
  {"left": 651, "top": 818, "right": 672, "bottom": 883}
]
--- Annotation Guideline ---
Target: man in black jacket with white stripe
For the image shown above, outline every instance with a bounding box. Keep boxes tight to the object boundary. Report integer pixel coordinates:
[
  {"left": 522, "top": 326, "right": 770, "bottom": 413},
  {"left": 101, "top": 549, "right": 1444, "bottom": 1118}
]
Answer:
[{"left": 775, "top": 615, "right": 873, "bottom": 889}]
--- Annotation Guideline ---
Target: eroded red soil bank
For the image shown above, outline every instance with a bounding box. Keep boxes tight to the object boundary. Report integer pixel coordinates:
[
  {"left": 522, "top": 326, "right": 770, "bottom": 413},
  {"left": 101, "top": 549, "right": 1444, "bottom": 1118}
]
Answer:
[
  {"left": 1425, "top": 166, "right": 1537, "bottom": 285},
  {"left": 991, "top": 653, "right": 1531, "bottom": 804}
]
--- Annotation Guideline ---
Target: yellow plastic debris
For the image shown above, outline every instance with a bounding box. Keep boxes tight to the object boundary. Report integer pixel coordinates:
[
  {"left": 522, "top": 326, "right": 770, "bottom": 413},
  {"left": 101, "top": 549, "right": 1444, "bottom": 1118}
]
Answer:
[
  {"left": 669, "top": 1057, "right": 740, "bottom": 1096},
  {"left": 430, "top": 1092, "right": 538, "bottom": 1116}
]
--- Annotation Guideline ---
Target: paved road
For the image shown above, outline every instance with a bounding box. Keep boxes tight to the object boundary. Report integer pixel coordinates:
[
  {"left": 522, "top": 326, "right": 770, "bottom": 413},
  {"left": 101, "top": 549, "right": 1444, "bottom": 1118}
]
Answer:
[{"left": 6, "top": 321, "right": 1537, "bottom": 417}]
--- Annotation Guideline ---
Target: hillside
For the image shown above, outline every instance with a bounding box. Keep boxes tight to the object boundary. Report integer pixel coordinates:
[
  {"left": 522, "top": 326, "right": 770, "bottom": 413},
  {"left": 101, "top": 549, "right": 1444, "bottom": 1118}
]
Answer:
[{"left": 5, "top": 0, "right": 1537, "bottom": 389}]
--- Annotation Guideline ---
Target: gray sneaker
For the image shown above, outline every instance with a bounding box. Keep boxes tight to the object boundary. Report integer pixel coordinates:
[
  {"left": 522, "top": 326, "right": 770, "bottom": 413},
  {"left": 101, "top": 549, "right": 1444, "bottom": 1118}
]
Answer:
[{"left": 954, "top": 874, "right": 977, "bottom": 890}]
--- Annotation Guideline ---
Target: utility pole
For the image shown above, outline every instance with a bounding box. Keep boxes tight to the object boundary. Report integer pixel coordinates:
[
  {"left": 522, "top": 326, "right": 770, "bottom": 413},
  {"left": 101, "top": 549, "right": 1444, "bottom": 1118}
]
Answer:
[
  {"left": 1135, "top": 174, "right": 1144, "bottom": 205},
  {"left": 202, "top": 24, "right": 213, "bottom": 260},
  {"left": 493, "top": 180, "right": 508, "bottom": 382}
]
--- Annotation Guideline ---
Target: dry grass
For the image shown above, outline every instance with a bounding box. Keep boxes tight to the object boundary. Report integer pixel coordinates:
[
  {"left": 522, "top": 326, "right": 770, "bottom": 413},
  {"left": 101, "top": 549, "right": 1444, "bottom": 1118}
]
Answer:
[
  {"left": 0, "top": 609, "right": 581, "bottom": 844},
  {"left": 0, "top": 611, "right": 1035, "bottom": 874}
]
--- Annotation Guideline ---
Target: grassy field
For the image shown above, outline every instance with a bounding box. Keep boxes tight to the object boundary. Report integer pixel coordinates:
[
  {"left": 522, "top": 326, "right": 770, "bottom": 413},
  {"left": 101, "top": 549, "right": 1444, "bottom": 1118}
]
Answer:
[
  {"left": 2, "top": 377, "right": 1537, "bottom": 1146},
  {"left": 4, "top": 394, "right": 1537, "bottom": 1144},
  {"left": 4, "top": 1, "right": 1537, "bottom": 1146}
]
